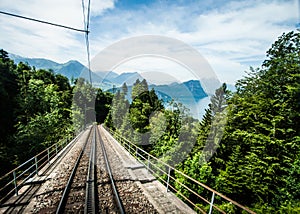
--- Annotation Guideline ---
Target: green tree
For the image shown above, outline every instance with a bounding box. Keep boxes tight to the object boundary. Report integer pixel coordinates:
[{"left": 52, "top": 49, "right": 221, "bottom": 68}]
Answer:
[
  {"left": 212, "top": 31, "right": 300, "bottom": 210},
  {"left": 95, "top": 88, "right": 113, "bottom": 124},
  {"left": 129, "top": 80, "right": 163, "bottom": 134},
  {"left": 0, "top": 51, "right": 75, "bottom": 178},
  {"left": 15, "top": 71, "right": 73, "bottom": 160},
  {"left": 121, "top": 82, "right": 128, "bottom": 96},
  {"left": 174, "top": 83, "right": 229, "bottom": 208},
  {"left": 72, "top": 78, "right": 96, "bottom": 130},
  {"left": 0, "top": 49, "right": 18, "bottom": 174}
]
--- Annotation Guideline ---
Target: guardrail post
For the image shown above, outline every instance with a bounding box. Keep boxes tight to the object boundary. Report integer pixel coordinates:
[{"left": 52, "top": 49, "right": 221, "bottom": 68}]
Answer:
[
  {"left": 166, "top": 166, "right": 171, "bottom": 192},
  {"left": 129, "top": 143, "right": 131, "bottom": 154},
  {"left": 208, "top": 192, "right": 215, "bottom": 214},
  {"left": 135, "top": 147, "right": 138, "bottom": 158},
  {"left": 47, "top": 148, "right": 50, "bottom": 164},
  {"left": 147, "top": 154, "right": 150, "bottom": 172},
  {"left": 55, "top": 144, "right": 58, "bottom": 155},
  {"left": 35, "top": 156, "right": 38, "bottom": 176},
  {"left": 13, "top": 171, "right": 18, "bottom": 196}
]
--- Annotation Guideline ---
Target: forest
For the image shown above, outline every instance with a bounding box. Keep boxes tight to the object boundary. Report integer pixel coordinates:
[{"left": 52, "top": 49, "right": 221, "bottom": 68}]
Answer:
[
  {"left": 0, "top": 51, "right": 73, "bottom": 174},
  {"left": 0, "top": 30, "right": 299, "bottom": 212},
  {"left": 103, "top": 31, "right": 300, "bottom": 212}
]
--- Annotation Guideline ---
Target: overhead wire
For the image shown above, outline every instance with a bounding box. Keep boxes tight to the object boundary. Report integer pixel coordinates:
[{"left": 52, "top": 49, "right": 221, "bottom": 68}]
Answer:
[
  {"left": 0, "top": 10, "right": 88, "bottom": 33},
  {"left": 82, "top": 0, "right": 92, "bottom": 85},
  {"left": 1, "top": 2, "right": 93, "bottom": 85}
]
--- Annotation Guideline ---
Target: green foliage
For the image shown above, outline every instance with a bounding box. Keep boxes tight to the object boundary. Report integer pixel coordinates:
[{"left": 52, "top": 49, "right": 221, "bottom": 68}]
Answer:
[
  {"left": 103, "top": 31, "right": 300, "bottom": 212},
  {"left": 129, "top": 81, "right": 163, "bottom": 135},
  {"left": 174, "top": 30, "right": 300, "bottom": 212},
  {"left": 72, "top": 78, "right": 96, "bottom": 130},
  {"left": 106, "top": 79, "right": 165, "bottom": 147},
  {"left": 110, "top": 90, "right": 129, "bottom": 130},
  {"left": 174, "top": 29, "right": 300, "bottom": 211},
  {"left": 0, "top": 51, "right": 73, "bottom": 176},
  {"left": 149, "top": 111, "right": 167, "bottom": 144},
  {"left": 214, "top": 31, "right": 300, "bottom": 208},
  {"left": 0, "top": 49, "right": 18, "bottom": 174},
  {"left": 95, "top": 88, "right": 113, "bottom": 124},
  {"left": 218, "top": 203, "right": 236, "bottom": 214}
]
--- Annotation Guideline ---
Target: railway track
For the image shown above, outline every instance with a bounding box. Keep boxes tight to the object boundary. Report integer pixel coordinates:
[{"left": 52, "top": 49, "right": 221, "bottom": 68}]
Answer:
[
  {"left": 96, "top": 126, "right": 158, "bottom": 213},
  {"left": 96, "top": 126, "right": 125, "bottom": 213},
  {"left": 55, "top": 125, "right": 125, "bottom": 213},
  {"left": 16, "top": 125, "right": 158, "bottom": 213},
  {"left": 85, "top": 126, "right": 97, "bottom": 213},
  {"left": 55, "top": 125, "right": 95, "bottom": 213}
]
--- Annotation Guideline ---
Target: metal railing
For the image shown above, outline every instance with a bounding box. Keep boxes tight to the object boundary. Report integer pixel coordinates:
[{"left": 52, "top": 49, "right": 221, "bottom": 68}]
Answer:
[
  {"left": 106, "top": 129, "right": 255, "bottom": 214},
  {"left": 0, "top": 131, "right": 83, "bottom": 205}
]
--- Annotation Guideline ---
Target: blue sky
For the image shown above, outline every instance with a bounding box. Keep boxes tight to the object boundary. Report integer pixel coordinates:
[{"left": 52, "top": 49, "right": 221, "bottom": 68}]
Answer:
[{"left": 0, "top": 0, "right": 298, "bottom": 84}]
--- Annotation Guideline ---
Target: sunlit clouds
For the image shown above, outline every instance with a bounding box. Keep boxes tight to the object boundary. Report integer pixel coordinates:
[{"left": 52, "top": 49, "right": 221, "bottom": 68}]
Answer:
[{"left": 0, "top": 0, "right": 297, "bottom": 84}]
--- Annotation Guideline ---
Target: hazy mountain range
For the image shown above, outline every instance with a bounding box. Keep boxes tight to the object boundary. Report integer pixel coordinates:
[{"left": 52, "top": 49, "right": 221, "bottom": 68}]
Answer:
[
  {"left": 8, "top": 53, "right": 236, "bottom": 118},
  {"left": 9, "top": 54, "right": 143, "bottom": 89}
]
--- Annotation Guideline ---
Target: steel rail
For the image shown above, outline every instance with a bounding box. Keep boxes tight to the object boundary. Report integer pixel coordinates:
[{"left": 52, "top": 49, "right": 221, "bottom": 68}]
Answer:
[
  {"left": 84, "top": 126, "right": 97, "bottom": 214},
  {"left": 56, "top": 127, "right": 93, "bottom": 214},
  {"left": 96, "top": 126, "right": 125, "bottom": 214}
]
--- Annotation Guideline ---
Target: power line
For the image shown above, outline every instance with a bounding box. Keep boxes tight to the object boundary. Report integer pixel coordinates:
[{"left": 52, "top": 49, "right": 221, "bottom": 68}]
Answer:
[
  {"left": 1, "top": 7, "right": 93, "bottom": 84},
  {"left": 0, "top": 10, "right": 88, "bottom": 33},
  {"left": 82, "top": 0, "right": 92, "bottom": 85}
]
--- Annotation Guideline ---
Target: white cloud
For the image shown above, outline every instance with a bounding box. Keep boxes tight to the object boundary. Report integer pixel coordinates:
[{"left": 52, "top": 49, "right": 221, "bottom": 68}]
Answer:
[
  {"left": 113, "top": 57, "right": 195, "bottom": 84},
  {"left": 0, "top": 0, "right": 115, "bottom": 63},
  {"left": 205, "top": 54, "right": 249, "bottom": 84},
  {"left": 0, "top": 0, "right": 83, "bottom": 28},
  {"left": 90, "top": 0, "right": 116, "bottom": 16},
  {"left": 89, "top": 0, "right": 297, "bottom": 84},
  {"left": 0, "top": 0, "right": 297, "bottom": 84}
]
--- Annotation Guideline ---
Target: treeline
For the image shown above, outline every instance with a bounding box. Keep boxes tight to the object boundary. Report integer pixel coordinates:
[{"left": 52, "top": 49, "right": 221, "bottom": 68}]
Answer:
[
  {"left": 0, "top": 50, "right": 74, "bottom": 176},
  {"left": 105, "top": 31, "right": 300, "bottom": 212},
  {"left": 175, "top": 32, "right": 300, "bottom": 212},
  {"left": 104, "top": 78, "right": 199, "bottom": 161},
  {"left": 0, "top": 48, "right": 113, "bottom": 178}
]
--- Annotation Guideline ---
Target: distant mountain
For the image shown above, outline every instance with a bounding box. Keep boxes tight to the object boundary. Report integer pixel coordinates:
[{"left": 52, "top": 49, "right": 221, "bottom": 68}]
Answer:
[
  {"left": 7, "top": 54, "right": 217, "bottom": 103},
  {"left": 9, "top": 54, "right": 85, "bottom": 80},
  {"left": 56, "top": 60, "right": 84, "bottom": 80},
  {"left": 151, "top": 80, "right": 207, "bottom": 103},
  {"left": 8, "top": 54, "right": 147, "bottom": 89},
  {"left": 84, "top": 70, "right": 145, "bottom": 89},
  {"left": 110, "top": 72, "right": 143, "bottom": 85},
  {"left": 8, "top": 53, "right": 213, "bottom": 119},
  {"left": 9, "top": 54, "right": 61, "bottom": 70},
  {"left": 98, "top": 71, "right": 119, "bottom": 80},
  {"left": 109, "top": 79, "right": 208, "bottom": 105}
]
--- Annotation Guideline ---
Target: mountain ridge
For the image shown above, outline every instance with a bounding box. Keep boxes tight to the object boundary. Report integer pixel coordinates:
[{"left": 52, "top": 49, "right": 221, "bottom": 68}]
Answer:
[
  {"left": 7, "top": 54, "right": 237, "bottom": 112},
  {"left": 7, "top": 53, "right": 224, "bottom": 118}
]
